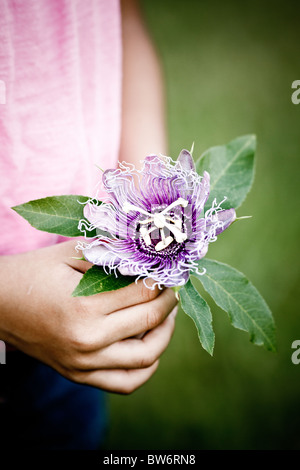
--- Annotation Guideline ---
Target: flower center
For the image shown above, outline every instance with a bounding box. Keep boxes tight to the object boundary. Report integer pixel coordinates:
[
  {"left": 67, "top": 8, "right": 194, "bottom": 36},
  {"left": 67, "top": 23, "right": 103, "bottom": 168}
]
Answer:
[{"left": 123, "top": 198, "right": 188, "bottom": 252}]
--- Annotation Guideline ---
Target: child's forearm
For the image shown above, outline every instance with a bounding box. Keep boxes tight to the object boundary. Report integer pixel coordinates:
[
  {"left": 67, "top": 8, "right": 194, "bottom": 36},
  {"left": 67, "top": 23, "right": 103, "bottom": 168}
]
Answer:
[{"left": 119, "top": 0, "right": 167, "bottom": 169}]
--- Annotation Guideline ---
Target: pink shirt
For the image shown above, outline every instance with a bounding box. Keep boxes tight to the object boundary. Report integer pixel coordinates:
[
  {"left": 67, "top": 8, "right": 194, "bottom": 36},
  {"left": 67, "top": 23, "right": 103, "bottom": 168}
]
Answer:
[{"left": 0, "top": 0, "right": 122, "bottom": 255}]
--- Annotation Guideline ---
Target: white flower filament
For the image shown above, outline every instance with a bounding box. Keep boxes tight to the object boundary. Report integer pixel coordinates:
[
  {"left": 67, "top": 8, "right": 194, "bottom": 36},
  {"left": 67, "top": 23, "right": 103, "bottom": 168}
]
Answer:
[{"left": 123, "top": 197, "right": 188, "bottom": 252}]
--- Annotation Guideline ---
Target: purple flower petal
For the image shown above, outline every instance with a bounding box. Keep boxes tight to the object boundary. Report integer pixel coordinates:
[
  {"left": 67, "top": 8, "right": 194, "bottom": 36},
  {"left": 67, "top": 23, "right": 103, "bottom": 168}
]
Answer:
[
  {"left": 143, "top": 155, "right": 166, "bottom": 176},
  {"left": 162, "top": 268, "right": 190, "bottom": 287},
  {"left": 214, "top": 208, "right": 236, "bottom": 235},
  {"left": 195, "top": 170, "right": 210, "bottom": 213},
  {"left": 84, "top": 202, "right": 116, "bottom": 234},
  {"left": 83, "top": 244, "right": 122, "bottom": 266},
  {"left": 176, "top": 149, "right": 195, "bottom": 172},
  {"left": 118, "top": 265, "right": 136, "bottom": 276}
]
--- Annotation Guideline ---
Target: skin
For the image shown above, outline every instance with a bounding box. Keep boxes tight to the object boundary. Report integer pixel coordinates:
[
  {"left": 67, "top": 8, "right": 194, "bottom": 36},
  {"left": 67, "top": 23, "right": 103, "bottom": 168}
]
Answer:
[
  {"left": 119, "top": 0, "right": 167, "bottom": 167},
  {"left": 0, "top": 1, "right": 177, "bottom": 394},
  {"left": 0, "top": 241, "right": 177, "bottom": 394}
]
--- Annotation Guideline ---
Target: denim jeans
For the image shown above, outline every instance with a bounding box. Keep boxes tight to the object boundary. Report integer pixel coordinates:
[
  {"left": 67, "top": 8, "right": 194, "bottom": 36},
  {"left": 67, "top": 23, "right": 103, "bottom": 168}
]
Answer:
[{"left": 0, "top": 352, "right": 107, "bottom": 449}]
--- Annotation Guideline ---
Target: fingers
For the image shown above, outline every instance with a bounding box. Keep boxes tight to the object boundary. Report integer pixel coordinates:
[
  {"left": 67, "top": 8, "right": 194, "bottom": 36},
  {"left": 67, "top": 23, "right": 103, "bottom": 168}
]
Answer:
[
  {"left": 65, "top": 252, "right": 163, "bottom": 315},
  {"left": 63, "top": 241, "right": 170, "bottom": 314},
  {"left": 101, "top": 287, "right": 178, "bottom": 344},
  {"left": 54, "top": 241, "right": 179, "bottom": 395},
  {"left": 80, "top": 361, "right": 160, "bottom": 394},
  {"left": 71, "top": 307, "right": 178, "bottom": 393},
  {"left": 80, "top": 278, "right": 162, "bottom": 315},
  {"left": 72, "top": 309, "right": 176, "bottom": 370}
]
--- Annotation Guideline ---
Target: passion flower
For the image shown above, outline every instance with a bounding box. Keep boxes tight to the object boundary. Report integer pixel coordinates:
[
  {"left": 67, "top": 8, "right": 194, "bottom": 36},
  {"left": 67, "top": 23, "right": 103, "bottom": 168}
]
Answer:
[{"left": 79, "top": 150, "right": 236, "bottom": 288}]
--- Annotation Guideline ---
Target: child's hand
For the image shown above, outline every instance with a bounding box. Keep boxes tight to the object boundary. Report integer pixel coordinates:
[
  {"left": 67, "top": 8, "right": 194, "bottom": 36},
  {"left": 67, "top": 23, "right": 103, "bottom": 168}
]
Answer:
[{"left": 0, "top": 241, "right": 177, "bottom": 393}]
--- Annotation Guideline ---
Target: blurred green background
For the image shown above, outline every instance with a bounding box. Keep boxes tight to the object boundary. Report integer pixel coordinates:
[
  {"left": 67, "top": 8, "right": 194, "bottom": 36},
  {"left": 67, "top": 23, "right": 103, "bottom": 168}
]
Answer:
[{"left": 105, "top": 0, "right": 300, "bottom": 449}]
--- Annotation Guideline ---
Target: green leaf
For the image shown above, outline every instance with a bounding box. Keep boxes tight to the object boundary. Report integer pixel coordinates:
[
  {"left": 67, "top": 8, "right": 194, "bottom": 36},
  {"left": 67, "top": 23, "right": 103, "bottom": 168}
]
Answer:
[
  {"left": 72, "top": 265, "right": 136, "bottom": 297},
  {"left": 12, "top": 195, "right": 99, "bottom": 238},
  {"left": 179, "top": 279, "right": 215, "bottom": 355},
  {"left": 195, "top": 135, "right": 256, "bottom": 211},
  {"left": 192, "top": 259, "right": 276, "bottom": 352}
]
